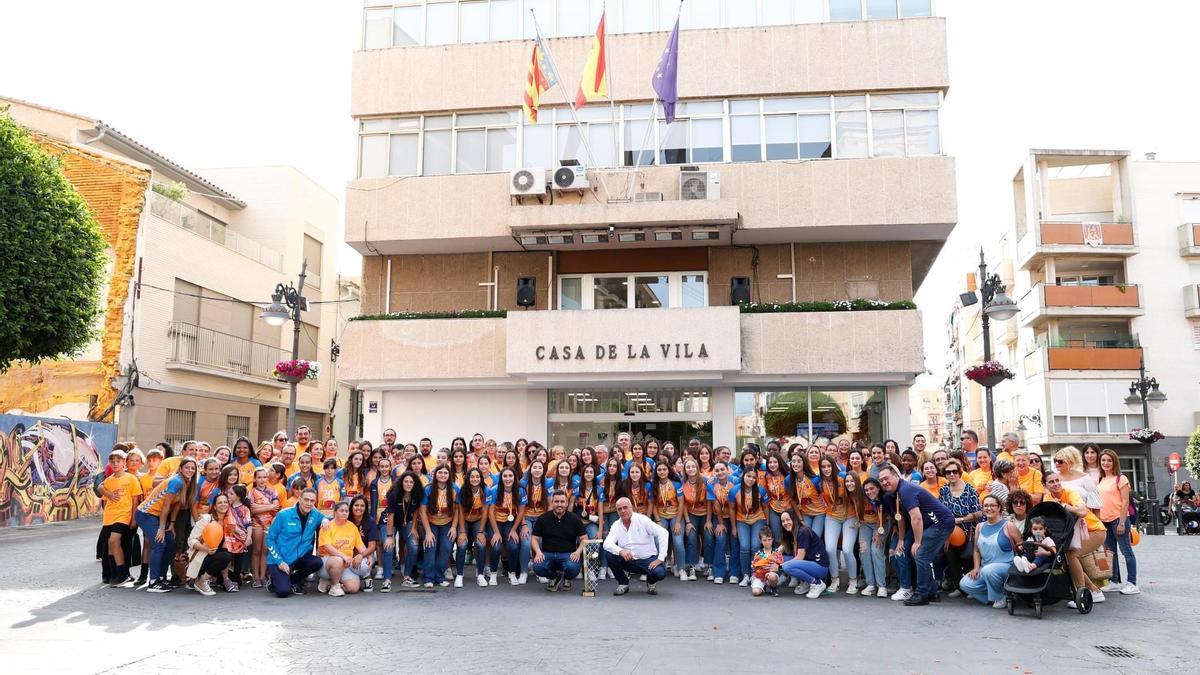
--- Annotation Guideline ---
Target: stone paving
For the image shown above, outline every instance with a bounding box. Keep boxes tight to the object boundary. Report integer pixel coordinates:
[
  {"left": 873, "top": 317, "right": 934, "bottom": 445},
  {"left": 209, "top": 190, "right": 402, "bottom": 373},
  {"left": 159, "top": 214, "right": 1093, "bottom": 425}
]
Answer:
[{"left": 0, "top": 519, "right": 1196, "bottom": 674}]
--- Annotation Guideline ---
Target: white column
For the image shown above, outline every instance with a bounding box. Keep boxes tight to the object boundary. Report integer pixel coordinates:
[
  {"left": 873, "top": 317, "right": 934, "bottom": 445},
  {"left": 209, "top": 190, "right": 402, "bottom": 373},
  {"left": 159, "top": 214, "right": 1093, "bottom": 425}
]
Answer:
[
  {"left": 886, "top": 385, "right": 911, "bottom": 445},
  {"left": 711, "top": 386, "right": 736, "bottom": 450},
  {"left": 362, "top": 389, "right": 384, "bottom": 442}
]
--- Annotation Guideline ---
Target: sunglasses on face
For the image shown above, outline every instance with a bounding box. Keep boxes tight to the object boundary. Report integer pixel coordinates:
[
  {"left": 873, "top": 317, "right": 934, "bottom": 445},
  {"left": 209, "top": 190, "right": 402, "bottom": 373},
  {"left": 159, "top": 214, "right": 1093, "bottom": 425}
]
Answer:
[
  {"left": 945, "top": 469, "right": 960, "bottom": 475},
  {"left": 1011, "top": 500, "right": 1027, "bottom": 505}
]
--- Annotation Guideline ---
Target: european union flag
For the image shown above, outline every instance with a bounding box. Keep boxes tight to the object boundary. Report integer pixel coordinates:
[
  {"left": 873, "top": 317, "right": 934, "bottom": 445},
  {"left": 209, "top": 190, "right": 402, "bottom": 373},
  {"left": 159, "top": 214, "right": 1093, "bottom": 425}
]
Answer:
[{"left": 652, "top": 16, "right": 680, "bottom": 124}]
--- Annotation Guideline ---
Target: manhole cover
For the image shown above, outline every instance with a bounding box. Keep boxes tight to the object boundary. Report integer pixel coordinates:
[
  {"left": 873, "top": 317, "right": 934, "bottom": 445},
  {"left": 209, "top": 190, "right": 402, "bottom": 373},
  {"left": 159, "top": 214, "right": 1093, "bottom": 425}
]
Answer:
[{"left": 1094, "top": 645, "right": 1136, "bottom": 659}]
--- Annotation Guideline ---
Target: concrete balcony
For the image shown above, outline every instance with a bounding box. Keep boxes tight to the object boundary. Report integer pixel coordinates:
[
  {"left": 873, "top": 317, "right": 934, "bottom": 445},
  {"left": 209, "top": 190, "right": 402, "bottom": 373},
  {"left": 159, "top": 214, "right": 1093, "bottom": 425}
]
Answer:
[
  {"left": 166, "top": 322, "right": 287, "bottom": 388},
  {"left": 1185, "top": 284, "right": 1200, "bottom": 319},
  {"left": 1023, "top": 344, "right": 1142, "bottom": 375},
  {"left": 338, "top": 307, "right": 925, "bottom": 388},
  {"left": 147, "top": 191, "right": 284, "bottom": 272},
  {"left": 1016, "top": 221, "right": 1137, "bottom": 271},
  {"left": 1179, "top": 223, "right": 1200, "bottom": 257},
  {"left": 345, "top": 156, "right": 957, "bottom": 255},
  {"left": 1019, "top": 283, "right": 1143, "bottom": 327}
]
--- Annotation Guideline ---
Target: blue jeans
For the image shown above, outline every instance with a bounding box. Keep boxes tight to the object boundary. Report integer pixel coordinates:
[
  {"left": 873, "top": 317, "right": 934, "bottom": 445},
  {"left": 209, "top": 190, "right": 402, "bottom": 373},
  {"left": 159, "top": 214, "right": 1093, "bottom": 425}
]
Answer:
[
  {"left": 268, "top": 554, "right": 323, "bottom": 598},
  {"left": 914, "top": 524, "right": 953, "bottom": 598},
  {"left": 423, "top": 522, "right": 453, "bottom": 584},
  {"left": 781, "top": 557, "right": 828, "bottom": 584},
  {"left": 803, "top": 513, "right": 826, "bottom": 538},
  {"left": 603, "top": 511, "right": 619, "bottom": 531},
  {"left": 658, "top": 515, "right": 686, "bottom": 570},
  {"left": 684, "top": 513, "right": 706, "bottom": 567},
  {"left": 605, "top": 552, "right": 668, "bottom": 586},
  {"left": 397, "top": 525, "right": 420, "bottom": 579},
  {"left": 767, "top": 509, "right": 787, "bottom": 544},
  {"left": 823, "top": 516, "right": 858, "bottom": 581},
  {"left": 492, "top": 520, "right": 523, "bottom": 574},
  {"left": 532, "top": 550, "right": 581, "bottom": 581},
  {"left": 712, "top": 517, "right": 740, "bottom": 579},
  {"left": 584, "top": 521, "right": 599, "bottom": 540},
  {"left": 736, "top": 520, "right": 766, "bottom": 579},
  {"left": 960, "top": 562, "right": 1010, "bottom": 603},
  {"left": 455, "top": 519, "right": 487, "bottom": 576},
  {"left": 134, "top": 510, "right": 172, "bottom": 580},
  {"left": 1103, "top": 519, "right": 1137, "bottom": 584},
  {"left": 519, "top": 517, "right": 538, "bottom": 575},
  {"left": 857, "top": 523, "right": 887, "bottom": 588},
  {"left": 889, "top": 527, "right": 915, "bottom": 590}
]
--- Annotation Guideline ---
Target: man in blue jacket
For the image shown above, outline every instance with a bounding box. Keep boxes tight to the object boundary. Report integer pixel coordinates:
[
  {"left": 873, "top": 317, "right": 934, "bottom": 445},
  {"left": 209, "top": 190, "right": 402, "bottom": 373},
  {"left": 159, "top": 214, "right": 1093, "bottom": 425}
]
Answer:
[{"left": 266, "top": 488, "right": 325, "bottom": 597}]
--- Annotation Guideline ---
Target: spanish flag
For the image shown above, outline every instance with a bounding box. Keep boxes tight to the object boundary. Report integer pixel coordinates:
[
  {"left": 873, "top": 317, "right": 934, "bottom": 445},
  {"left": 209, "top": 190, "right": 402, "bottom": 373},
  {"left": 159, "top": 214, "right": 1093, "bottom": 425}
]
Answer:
[
  {"left": 523, "top": 38, "right": 557, "bottom": 124},
  {"left": 574, "top": 12, "right": 608, "bottom": 109}
]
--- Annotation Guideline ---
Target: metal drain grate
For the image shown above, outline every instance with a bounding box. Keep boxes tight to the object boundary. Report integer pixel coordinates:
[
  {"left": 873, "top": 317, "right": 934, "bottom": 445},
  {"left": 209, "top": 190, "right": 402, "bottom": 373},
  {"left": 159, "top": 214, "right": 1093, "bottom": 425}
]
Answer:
[{"left": 1094, "top": 645, "right": 1136, "bottom": 659}]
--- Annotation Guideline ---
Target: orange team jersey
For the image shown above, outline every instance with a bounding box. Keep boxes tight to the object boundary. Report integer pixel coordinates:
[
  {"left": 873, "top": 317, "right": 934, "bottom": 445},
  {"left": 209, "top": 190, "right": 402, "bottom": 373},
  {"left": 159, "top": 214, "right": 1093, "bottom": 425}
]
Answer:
[
  {"left": 708, "top": 479, "right": 736, "bottom": 519},
  {"left": 422, "top": 454, "right": 438, "bottom": 472},
  {"left": 101, "top": 473, "right": 142, "bottom": 526},
  {"left": 250, "top": 486, "right": 279, "bottom": 528},
  {"left": 600, "top": 481, "right": 621, "bottom": 514},
  {"left": 234, "top": 460, "right": 257, "bottom": 486},
  {"left": 315, "top": 478, "right": 343, "bottom": 515},
  {"left": 155, "top": 456, "right": 183, "bottom": 480},
  {"left": 921, "top": 477, "right": 948, "bottom": 497},
  {"left": 319, "top": 519, "right": 365, "bottom": 558},
  {"left": 681, "top": 480, "right": 708, "bottom": 517},
  {"left": 763, "top": 473, "right": 792, "bottom": 513},
  {"left": 343, "top": 474, "right": 363, "bottom": 498},
  {"left": 481, "top": 473, "right": 497, "bottom": 490},
  {"left": 462, "top": 488, "right": 488, "bottom": 522},
  {"left": 996, "top": 451, "right": 1014, "bottom": 464},
  {"left": 375, "top": 478, "right": 393, "bottom": 515},
  {"left": 654, "top": 481, "right": 680, "bottom": 518},
  {"left": 628, "top": 484, "right": 650, "bottom": 515},
  {"left": 138, "top": 475, "right": 179, "bottom": 518},
  {"left": 197, "top": 481, "right": 219, "bottom": 514},
  {"left": 426, "top": 485, "right": 457, "bottom": 526},
  {"left": 269, "top": 481, "right": 289, "bottom": 508},
  {"left": 494, "top": 488, "right": 521, "bottom": 522},
  {"left": 1017, "top": 469, "right": 1045, "bottom": 496},
  {"left": 576, "top": 486, "right": 599, "bottom": 518},
  {"left": 821, "top": 478, "right": 847, "bottom": 520},
  {"left": 861, "top": 494, "right": 879, "bottom": 525},
  {"left": 733, "top": 487, "right": 766, "bottom": 524},
  {"left": 525, "top": 482, "right": 548, "bottom": 518},
  {"left": 968, "top": 469, "right": 992, "bottom": 497},
  {"left": 139, "top": 472, "right": 154, "bottom": 497},
  {"left": 799, "top": 477, "right": 825, "bottom": 516},
  {"left": 1047, "top": 487, "right": 1104, "bottom": 532},
  {"left": 284, "top": 462, "right": 301, "bottom": 479}
]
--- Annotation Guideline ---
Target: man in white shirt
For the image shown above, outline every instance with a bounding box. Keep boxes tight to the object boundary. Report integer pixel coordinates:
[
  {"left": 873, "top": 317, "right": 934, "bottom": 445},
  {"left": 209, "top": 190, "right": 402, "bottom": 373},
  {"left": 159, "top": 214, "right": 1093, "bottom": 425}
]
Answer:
[{"left": 602, "top": 497, "right": 669, "bottom": 596}]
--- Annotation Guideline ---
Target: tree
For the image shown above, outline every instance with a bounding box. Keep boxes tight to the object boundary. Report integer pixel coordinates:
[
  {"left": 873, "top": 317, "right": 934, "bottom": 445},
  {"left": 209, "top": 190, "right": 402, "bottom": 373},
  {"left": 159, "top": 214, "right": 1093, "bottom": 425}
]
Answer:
[
  {"left": 0, "top": 113, "right": 107, "bottom": 372},
  {"left": 1185, "top": 426, "right": 1200, "bottom": 481}
]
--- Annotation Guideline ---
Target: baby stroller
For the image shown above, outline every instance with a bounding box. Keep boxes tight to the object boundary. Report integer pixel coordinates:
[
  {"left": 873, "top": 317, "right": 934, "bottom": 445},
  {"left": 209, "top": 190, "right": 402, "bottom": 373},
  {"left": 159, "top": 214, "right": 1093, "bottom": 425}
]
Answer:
[{"left": 1003, "top": 501, "right": 1092, "bottom": 618}]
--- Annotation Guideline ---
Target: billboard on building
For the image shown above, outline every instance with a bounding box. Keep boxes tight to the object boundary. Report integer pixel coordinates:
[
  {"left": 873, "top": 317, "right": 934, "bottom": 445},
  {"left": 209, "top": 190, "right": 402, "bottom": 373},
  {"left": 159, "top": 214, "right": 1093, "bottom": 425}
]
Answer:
[{"left": 0, "top": 414, "right": 114, "bottom": 526}]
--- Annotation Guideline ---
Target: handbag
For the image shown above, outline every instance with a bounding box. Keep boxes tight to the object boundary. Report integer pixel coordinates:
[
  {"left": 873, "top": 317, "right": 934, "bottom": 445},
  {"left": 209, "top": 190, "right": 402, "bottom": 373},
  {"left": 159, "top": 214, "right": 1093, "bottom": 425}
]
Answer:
[
  {"left": 1069, "top": 516, "right": 1089, "bottom": 551},
  {"left": 1080, "top": 548, "right": 1113, "bottom": 581}
]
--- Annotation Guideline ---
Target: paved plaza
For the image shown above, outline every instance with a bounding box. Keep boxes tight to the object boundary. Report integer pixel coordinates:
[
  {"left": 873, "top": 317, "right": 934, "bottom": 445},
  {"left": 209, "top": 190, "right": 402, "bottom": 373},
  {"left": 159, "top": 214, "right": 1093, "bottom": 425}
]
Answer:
[{"left": 0, "top": 520, "right": 1196, "bottom": 674}]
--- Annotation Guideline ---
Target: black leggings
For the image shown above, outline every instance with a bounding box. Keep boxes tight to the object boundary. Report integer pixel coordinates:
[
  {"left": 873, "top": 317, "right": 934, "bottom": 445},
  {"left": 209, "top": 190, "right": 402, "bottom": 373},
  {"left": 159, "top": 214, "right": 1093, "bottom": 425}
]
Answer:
[{"left": 199, "top": 550, "right": 234, "bottom": 578}]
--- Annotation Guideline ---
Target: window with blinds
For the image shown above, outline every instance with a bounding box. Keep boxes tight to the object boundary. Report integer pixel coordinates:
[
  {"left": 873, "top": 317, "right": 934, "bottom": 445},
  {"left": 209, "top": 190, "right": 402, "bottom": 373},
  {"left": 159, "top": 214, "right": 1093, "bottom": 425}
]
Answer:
[
  {"left": 165, "top": 409, "right": 196, "bottom": 451},
  {"left": 226, "top": 415, "right": 251, "bottom": 446}
]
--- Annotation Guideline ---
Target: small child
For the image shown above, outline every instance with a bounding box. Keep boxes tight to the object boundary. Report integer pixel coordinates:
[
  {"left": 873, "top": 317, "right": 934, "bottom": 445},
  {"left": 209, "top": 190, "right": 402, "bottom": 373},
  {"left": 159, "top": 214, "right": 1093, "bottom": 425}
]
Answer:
[
  {"left": 1013, "top": 516, "right": 1057, "bottom": 573},
  {"left": 750, "top": 529, "right": 783, "bottom": 597}
]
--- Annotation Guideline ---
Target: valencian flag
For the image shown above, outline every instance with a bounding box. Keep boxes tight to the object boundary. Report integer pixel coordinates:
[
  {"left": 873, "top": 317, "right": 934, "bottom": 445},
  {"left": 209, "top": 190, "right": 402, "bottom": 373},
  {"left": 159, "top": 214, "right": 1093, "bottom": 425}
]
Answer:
[
  {"left": 652, "top": 14, "right": 680, "bottom": 123},
  {"left": 523, "top": 38, "right": 557, "bottom": 124},
  {"left": 573, "top": 12, "right": 608, "bottom": 109}
]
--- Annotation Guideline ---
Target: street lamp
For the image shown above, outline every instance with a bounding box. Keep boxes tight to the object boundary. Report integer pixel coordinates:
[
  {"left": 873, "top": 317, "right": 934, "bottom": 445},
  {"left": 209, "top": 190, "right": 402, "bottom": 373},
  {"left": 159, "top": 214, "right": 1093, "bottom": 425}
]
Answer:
[
  {"left": 959, "top": 249, "right": 1019, "bottom": 452},
  {"left": 259, "top": 259, "right": 308, "bottom": 438},
  {"left": 1123, "top": 355, "right": 1167, "bottom": 535}
]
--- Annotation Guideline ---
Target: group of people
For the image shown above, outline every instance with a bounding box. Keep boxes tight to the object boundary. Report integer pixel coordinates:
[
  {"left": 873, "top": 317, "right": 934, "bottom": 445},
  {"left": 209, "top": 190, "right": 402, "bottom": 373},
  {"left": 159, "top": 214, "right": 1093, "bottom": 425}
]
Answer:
[{"left": 95, "top": 426, "right": 1142, "bottom": 607}]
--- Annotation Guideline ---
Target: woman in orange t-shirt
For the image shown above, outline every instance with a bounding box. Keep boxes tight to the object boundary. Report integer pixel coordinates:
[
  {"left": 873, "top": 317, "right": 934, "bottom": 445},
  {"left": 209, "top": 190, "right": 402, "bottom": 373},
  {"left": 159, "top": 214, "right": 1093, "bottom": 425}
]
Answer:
[
  {"left": 1045, "top": 473, "right": 1106, "bottom": 604},
  {"left": 761, "top": 453, "right": 792, "bottom": 543},
  {"left": 1097, "top": 450, "right": 1137, "bottom": 593},
  {"left": 817, "top": 457, "right": 851, "bottom": 593},
  {"left": 920, "top": 460, "right": 948, "bottom": 497}
]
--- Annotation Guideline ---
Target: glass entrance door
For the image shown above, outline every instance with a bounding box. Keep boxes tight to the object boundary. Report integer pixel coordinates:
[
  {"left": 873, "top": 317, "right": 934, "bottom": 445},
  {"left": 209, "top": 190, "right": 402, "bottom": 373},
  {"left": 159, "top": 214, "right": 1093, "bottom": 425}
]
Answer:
[
  {"left": 547, "top": 388, "right": 713, "bottom": 451},
  {"left": 548, "top": 420, "right": 713, "bottom": 452}
]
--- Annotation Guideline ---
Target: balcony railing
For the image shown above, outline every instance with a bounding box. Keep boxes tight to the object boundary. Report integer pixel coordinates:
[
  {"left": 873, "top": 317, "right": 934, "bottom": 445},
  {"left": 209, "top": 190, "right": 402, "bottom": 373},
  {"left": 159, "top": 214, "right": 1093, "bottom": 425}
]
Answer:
[
  {"left": 1185, "top": 284, "right": 1200, "bottom": 319},
  {"left": 148, "top": 191, "right": 284, "bottom": 271},
  {"left": 1179, "top": 223, "right": 1200, "bottom": 257},
  {"left": 1024, "top": 337, "right": 1142, "bottom": 374},
  {"left": 167, "top": 321, "right": 285, "bottom": 384},
  {"left": 1038, "top": 221, "right": 1135, "bottom": 247}
]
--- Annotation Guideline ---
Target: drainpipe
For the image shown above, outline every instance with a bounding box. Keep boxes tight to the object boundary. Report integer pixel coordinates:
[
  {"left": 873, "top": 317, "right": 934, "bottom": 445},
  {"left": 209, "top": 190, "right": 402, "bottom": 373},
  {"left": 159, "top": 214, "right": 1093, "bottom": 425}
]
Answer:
[{"left": 384, "top": 258, "right": 392, "bottom": 314}]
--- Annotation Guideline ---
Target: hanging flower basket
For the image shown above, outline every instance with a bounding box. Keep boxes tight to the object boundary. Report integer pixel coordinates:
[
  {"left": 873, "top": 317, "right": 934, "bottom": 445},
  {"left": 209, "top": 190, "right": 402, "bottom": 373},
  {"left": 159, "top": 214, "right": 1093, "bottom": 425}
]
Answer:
[
  {"left": 273, "top": 359, "right": 320, "bottom": 384},
  {"left": 965, "top": 360, "right": 1015, "bottom": 388},
  {"left": 1129, "top": 428, "right": 1164, "bottom": 444}
]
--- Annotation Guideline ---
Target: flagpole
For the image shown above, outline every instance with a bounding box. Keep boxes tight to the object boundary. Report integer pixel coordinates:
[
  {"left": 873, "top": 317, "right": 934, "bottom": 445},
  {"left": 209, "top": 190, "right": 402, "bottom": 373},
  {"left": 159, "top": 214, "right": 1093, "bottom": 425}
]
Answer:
[
  {"left": 603, "top": 0, "right": 622, "bottom": 201},
  {"left": 531, "top": 9, "right": 612, "bottom": 202},
  {"left": 628, "top": 0, "right": 682, "bottom": 198}
]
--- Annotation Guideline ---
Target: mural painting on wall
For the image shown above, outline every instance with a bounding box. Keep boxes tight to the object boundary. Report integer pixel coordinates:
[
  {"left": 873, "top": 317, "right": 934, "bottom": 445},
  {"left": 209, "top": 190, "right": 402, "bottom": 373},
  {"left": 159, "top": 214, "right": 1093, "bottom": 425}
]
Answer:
[{"left": 0, "top": 414, "right": 114, "bottom": 526}]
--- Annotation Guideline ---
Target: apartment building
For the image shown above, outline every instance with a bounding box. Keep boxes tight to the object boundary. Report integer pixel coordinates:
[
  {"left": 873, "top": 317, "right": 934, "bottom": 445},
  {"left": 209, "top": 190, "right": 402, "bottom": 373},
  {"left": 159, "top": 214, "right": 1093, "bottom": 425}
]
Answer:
[
  {"left": 0, "top": 98, "right": 339, "bottom": 447},
  {"left": 946, "top": 149, "right": 1199, "bottom": 491},
  {"left": 341, "top": 1, "right": 957, "bottom": 451}
]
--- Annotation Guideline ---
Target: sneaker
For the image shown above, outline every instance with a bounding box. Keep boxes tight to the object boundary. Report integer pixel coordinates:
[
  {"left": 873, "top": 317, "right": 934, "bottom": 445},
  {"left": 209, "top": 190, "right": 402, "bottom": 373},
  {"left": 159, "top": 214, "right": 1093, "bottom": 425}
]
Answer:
[
  {"left": 454, "top": 575, "right": 464, "bottom": 588},
  {"left": 1067, "top": 600, "right": 1078, "bottom": 609},
  {"left": 827, "top": 579, "right": 841, "bottom": 594},
  {"left": 363, "top": 578, "right": 373, "bottom": 592},
  {"left": 509, "top": 573, "right": 519, "bottom": 586},
  {"left": 713, "top": 577, "right": 724, "bottom": 585},
  {"left": 224, "top": 580, "right": 239, "bottom": 593},
  {"left": 251, "top": 579, "right": 264, "bottom": 589},
  {"left": 518, "top": 573, "right": 528, "bottom": 585},
  {"left": 439, "top": 580, "right": 451, "bottom": 588},
  {"left": 862, "top": 585, "right": 876, "bottom": 597},
  {"left": 805, "top": 581, "right": 827, "bottom": 599},
  {"left": 948, "top": 589, "right": 963, "bottom": 598},
  {"left": 423, "top": 582, "right": 434, "bottom": 589},
  {"left": 318, "top": 579, "right": 331, "bottom": 594},
  {"left": 728, "top": 575, "right": 739, "bottom": 584},
  {"left": 1092, "top": 591, "right": 1106, "bottom": 603},
  {"left": 444, "top": 569, "right": 454, "bottom": 581},
  {"left": 613, "top": 584, "right": 629, "bottom": 596},
  {"left": 536, "top": 576, "right": 549, "bottom": 584},
  {"left": 477, "top": 573, "right": 488, "bottom": 587},
  {"left": 1100, "top": 581, "right": 1125, "bottom": 593},
  {"left": 877, "top": 587, "right": 889, "bottom": 598},
  {"left": 903, "top": 594, "right": 930, "bottom": 606},
  {"left": 788, "top": 577, "right": 799, "bottom": 588},
  {"left": 647, "top": 583, "right": 657, "bottom": 595},
  {"left": 794, "top": 584, "right": 807, "bottom": 595},
  {"left": 992, "top": 599, "right": 1007, "bottom": 609},
  {"left": 194, "top": 579, "right": 216, "bottom": 596},
  {"left": 688, "top": 569, "right": 697, "bottom": 581},
  {"left": 381, "top": 580, "right": 391, "bottom": 593},
  {"left": 640, "top": 574, "right": 647, "bottom": 582},
  {"left": 891, "top": 588, "right": 913, "bottom": 601},
  {"left": 706, "top": 570, "right": 714, "bottom": 582},
  {"left": 1120, "top": 584, "right": 1141, "bottom": 595},
  {"left": 562, "top": 580, "right": 572, "bottom": 591},
  {"left": 546, "top": 577, "right": 561, "bottom": 592},
  {"left": 678, "top": 569, "right": 687, "bottom": 581},
  {"left": 738, "top": 577, "right": 750, "bottom": 588},
  {"left": 291, "top": 584, "right": 307, "bottom": 595},
  {"left": 329, "top": 584, "right": 345, "bottom": 597},
  {"left": 846, "top": 584, "right": 859, "bottom": 596},
  {"left": 111, "top": 576, "right": 136, "bottom": 589},
  {"left": 402, "top": 578, "right": 420, "bottom": 588},
  {"left": 489, "top": 574, "right": 498, "bottom": 587},
  {"left": 147, "top": 579, "right": 172, "bottom": 593},
  {"left": 374, "top": 568, "right": 384, "bottom": 580}
]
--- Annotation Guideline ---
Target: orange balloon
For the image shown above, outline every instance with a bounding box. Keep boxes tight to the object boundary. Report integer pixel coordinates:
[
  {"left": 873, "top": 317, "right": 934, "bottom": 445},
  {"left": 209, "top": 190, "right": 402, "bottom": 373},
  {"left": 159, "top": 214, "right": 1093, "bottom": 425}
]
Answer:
[
  {"left": 1130, "top": 528, "right": 1140, "bottom": 546},
  {"left": 202, "top": 522, "right": 224, "bottom": 549},
  {"left": 948, "top": 526, "right": 966, "bottom": 547}
]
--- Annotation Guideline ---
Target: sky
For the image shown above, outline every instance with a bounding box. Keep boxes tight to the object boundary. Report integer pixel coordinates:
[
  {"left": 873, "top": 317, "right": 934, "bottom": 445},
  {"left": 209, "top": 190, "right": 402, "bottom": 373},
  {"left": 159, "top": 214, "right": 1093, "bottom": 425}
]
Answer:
[{"left": 3, "top": 0, "right": 1200, "bottom": 378}]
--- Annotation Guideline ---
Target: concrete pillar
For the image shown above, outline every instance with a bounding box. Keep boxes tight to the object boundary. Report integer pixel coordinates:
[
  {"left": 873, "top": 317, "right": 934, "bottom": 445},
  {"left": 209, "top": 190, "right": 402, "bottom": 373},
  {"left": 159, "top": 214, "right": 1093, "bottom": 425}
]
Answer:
[
  {"left": 362, "top": 389, "right": 384, "bottom": 443},
  {"left": 886, "top": 385, "right": 911, "bottom": 446},
  {"left": 711, "top": 387, "right": 736, "bottom": 450}
]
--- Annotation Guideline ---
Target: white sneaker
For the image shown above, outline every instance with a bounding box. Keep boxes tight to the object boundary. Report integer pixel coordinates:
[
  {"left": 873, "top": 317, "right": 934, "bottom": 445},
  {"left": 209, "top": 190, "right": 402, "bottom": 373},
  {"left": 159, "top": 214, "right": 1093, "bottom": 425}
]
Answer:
[
  {"left": 1100, "top": 581, "right": 1125, "bottom": 593},
  {"left": 1092, "top": 591, "right": 1105, "bottom": 603},
  {"left": 738, "top": 577, "right": 750, "bottom": 587},
  {"left": 489, "top": 574, "right": 498, "bottom": 586},
  {"left": 805, "top": 581, "right": 827, "bottom": 599},
  {"left": 453, "top": 575, "right": 464, "bottom": 588},
  {"left": 509, "top": 573, "right": 519, "bottom": 586},
  {"left": 536, "top": 576, "right": 549, "bottom": 584},
  {"left": 518, "top": 573, "right": 528, "bottom": 585},
  {"left": 891, "top": 588, "right": 913, "bottom": 601},
  {"left": 688, "top": 569, "right": 697, "bottom": 581},
  {"left": 1120, "top": 583, "right": 1141, "bottom": 595},
  {"left": 729, "top": 575, "right": 740, "bottom": 584},
  {"left": 476, "top": 573, "right": 488, "bottom": 587},
  {"left": 329, "top": 584, "right": 345, "bottom": 597},
  {"left": 948, "top": 589, "right": 963, "bottom": 598},
  {"left": 796, "top": 582, "right": 810, "bottom": 594},
  {"left": 992, "top": 599, "right": 1006, "bottom": 609},
  {"left": 374, "top": 568, "right": 384, "bottom": 580},
  {"left": 862, "top": 585, "right": 876, "bottom": 596},
  {"left": 788, "top": 577, "right": 799, "bottom": 588},
  {"left": 639, "top": 574, "right": 647, "bottom": 582},
  {"left": 877, "top": 587, "right": 889, "bottom": 598},
  {"left": 678, "top": 569, "right": 687, "bottom": 581},
  {"left": 827, "top": 578, "right": 840, "bottom": 594},
  {"left": 713, "top": 577, "right": 724, "bottom": 585},
  {"left": 846, "top": 584, "right": 859, "bottom": 595},
  {"left": 706, "top": 570, "right": 714, "bottom": 581},
  {"left": 317, "top": 579, "right": 331, "bottom": 594}
]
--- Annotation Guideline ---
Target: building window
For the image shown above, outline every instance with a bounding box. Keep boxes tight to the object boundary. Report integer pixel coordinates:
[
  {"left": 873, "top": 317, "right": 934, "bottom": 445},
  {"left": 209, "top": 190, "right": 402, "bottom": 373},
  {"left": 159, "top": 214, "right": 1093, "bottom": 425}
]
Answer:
[
  {"left": 558, "top": 272, "right": 708, "bottom": 310},
  {"left": 735, "top": 387, "right": 887, "bottom": 449},
  {"left": 173, "top": 279, "right": 201, "bottom": 324},
  {"left": 356, "top": 92, "right": 941, "bottom": 177},
  {"left": 1049, "top": 381, "right": 1143, "bottom": 435},
  {"left": 226, "top": 415, "right": 251, "bottom": 447},
  {"left": 165, "top": 409, "right": 196, "bottom": 451},
  {"left": 303, "top": 235, "right": 324, "bottom": 288}
]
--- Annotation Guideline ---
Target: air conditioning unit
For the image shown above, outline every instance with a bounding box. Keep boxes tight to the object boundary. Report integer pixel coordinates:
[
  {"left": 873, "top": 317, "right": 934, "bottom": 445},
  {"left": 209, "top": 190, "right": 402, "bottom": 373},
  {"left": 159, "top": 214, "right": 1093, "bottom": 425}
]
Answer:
[
  {"left": 509, "top": 168, "right": 548, "bottom": 196},
  {"left": 552, "top": 165, "right": 590, "bottom": 192},
  {"left": 680, "top": 169, "right": 720, "bottom": 201}
]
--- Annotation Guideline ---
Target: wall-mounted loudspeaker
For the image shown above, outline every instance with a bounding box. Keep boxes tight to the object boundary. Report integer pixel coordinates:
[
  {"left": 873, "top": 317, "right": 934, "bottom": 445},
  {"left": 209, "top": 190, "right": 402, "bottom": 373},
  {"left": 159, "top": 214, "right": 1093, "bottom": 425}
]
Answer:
[
  {"left": 516, "top": 276, "right": 537, "bottom": 307},
  {"left": 730, "top": 276, "right": 751, "bottom": 305}
]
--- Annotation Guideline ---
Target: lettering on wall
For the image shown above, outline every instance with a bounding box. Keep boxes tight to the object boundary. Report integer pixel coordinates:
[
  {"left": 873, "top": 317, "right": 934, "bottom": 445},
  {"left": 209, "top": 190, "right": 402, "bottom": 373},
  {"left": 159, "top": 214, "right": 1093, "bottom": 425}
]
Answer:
[{"left": 534, "top": 343, "right": 711, "bottom": 361}]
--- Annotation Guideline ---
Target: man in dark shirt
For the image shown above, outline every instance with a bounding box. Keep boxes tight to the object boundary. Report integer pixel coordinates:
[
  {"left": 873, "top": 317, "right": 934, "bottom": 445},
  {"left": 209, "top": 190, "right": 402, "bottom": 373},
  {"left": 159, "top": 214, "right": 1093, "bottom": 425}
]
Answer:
[
  {"left": 879, "top": 464, "right": 955, "bottom": 606},
  {"left": 531, "top": 490, "right": 588, "bottom": 592}
]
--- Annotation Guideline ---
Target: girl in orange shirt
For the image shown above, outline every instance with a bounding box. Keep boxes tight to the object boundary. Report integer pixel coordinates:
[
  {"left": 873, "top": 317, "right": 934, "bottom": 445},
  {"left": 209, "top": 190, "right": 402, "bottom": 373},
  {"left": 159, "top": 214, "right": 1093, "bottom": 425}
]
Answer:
[
  {"left": 762, "top": 453, "right": 792, "bottom": 543},
  {"left": 649, "top": 462, "right": 685, "bottom": 579},
  {"left": 818, "top": 457, "right": 850, "bottom": 593},
  {"left": 249, "top": 468, "right": 280, "bottom": 588},
  {"left": 449, "top": 447, "right": 469, "bottom": 488},
  {"left": 622, "top": 463, "right": 651, "bottom": 516},
  {"left": 732, "top": 470, "right": 768, "bottom": 588},
  {"left": 267, "top": 463, "right": 290, "bottom": 507},
  {"left": 341, "top": 451, "right": 367, "bottom": 499},
  {"left": 678, "top": 458, "right": 709, "bottom": 581},
  {"left": 697, "top": 444, "right": 714, "bottom": 477},
  {"left": 920, "top": 460, "right": 948, "bottom": 496}
]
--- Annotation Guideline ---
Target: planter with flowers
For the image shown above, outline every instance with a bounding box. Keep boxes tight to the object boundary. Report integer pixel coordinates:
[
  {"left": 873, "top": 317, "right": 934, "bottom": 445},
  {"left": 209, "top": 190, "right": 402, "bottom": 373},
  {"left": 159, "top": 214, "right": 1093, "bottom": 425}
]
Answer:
[
  {"left": 273, "top": 359, "right": 320, "bottom": 384},
  {"left": 1129, "top": 428, "right": 1165, "bottom": 444},
  {"left": 965, "top": 360, "right": 1015, "bottom": 389}
]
